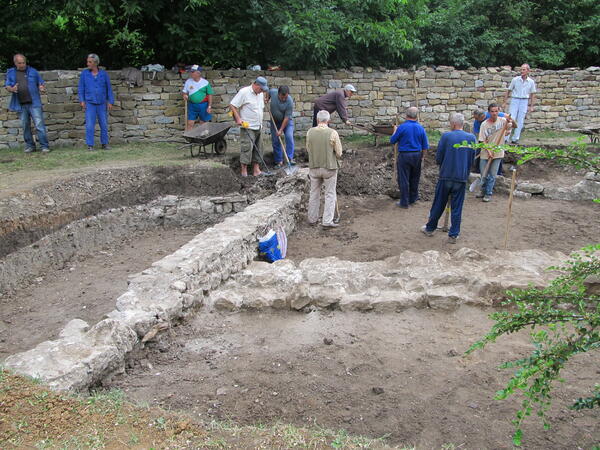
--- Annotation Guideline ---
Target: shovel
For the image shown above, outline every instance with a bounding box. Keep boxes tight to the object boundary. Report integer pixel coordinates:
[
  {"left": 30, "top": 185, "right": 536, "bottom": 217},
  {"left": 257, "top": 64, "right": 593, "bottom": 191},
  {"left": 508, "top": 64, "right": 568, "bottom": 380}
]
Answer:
[
  {"left": 242, "top": 127, "right": 274, "bottom": 176},
  {"left": 268, "top": 108, "right": 298, "bottom": 176},
  {"left": 469, "top": 154, "right": 493, "bottom": 192}
]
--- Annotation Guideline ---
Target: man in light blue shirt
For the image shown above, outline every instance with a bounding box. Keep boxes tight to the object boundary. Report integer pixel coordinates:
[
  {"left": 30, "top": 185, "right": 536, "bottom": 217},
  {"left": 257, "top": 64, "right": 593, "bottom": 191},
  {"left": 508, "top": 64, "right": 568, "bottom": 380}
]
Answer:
[
  {"left": 4, "top": 54, "right": 50, "bottom": 153},
  {"left": 503, "top": 64, "right": 537, "bottom": 144},
  {"left": 268, "top": 85, "right": 295, "bottom": 166}
]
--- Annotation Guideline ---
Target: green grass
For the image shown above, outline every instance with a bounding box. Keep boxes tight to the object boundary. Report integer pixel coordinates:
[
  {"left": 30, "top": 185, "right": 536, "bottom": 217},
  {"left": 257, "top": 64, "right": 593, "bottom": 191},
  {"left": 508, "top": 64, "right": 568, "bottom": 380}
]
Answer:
[
  {"left": 521, "top": 129, "right": 582, "bottom": 139},
  {"left": 0, "top": 142, "right": 205, "bottom": 174}
]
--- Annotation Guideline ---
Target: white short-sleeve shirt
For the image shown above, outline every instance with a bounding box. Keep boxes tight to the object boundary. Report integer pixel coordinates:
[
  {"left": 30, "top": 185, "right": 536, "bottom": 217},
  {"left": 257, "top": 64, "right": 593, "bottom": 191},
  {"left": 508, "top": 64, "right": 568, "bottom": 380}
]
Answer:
[
  {"left": 229, "top": 85, "right": 264, "bottom": 130},
  {"left": 508, "top": 76, "right": 537, "bottom": 99}
]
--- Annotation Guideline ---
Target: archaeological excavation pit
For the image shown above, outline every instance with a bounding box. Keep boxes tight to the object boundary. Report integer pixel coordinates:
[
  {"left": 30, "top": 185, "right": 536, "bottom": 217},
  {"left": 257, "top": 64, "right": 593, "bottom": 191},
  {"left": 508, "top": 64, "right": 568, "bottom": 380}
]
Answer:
[{"left": 2, "top": 144, "right": 600, "bottom": 449}]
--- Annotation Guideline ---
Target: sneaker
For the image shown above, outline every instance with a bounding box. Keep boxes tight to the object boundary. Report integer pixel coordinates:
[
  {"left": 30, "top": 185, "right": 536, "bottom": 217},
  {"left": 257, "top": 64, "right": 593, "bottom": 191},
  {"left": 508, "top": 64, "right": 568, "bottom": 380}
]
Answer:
[
  {"left": 420, "top": 225, "right": 434, "bottom": 237},
  {"left": 41, "top": 148, "right": 50, "bottom": 153},
  {"left": 321, "top": 222, "right": 339, "bottom": 228},
  {"left": 448, "top": 236, "right": 458, "bottom": 244},
  {"left": 511, "top": 140, "right": 519, "bottom": 145},
  {"left": 101, "top": 144, "right": 111, "bottom": 150},
  {"left": 395, "top": 201, "right": 409, "bottom": 209},
  {"left": 482, "top": 195, "right": 491, "bottom": 202},
  {"left": 24, "top": 148, "right": 35, "bottom": 153},
  {"left": 87, "top": 146, "right": 96, "bottom": 151},
  {"left": 289, "top": 159, "right": 296, "bottom": 165},
  {"left": 475, "top": 192, "right": 484, "bottom": 198},
  {"left": 275, "top": 162, "right": 283, "bottom": 168}
]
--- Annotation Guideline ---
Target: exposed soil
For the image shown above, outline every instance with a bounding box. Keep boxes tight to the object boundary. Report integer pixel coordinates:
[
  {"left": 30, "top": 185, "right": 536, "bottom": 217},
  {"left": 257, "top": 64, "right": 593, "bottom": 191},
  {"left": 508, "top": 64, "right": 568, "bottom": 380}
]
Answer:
[
  {"left": 1, "top": 137, "right": 599, "bottom": 449},
  {"left": 0, "top": 226, "right": 202, "bottom": 360},
  {"left": 287, "top": 194, "right": 600, "bottom": 261},
  {"left": 109, "top": 307, "right": 599, "bottom": 449}
]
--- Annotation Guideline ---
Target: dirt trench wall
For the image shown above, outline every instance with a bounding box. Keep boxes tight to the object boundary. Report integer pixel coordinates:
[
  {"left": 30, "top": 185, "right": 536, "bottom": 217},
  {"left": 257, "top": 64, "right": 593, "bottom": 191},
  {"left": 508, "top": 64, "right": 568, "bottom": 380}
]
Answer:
[
  {"left": 3, "top": 174, "right": 307, "bottom": 392},
  {"left": 1, "top": 66, "right": 599, "bottom": 149},
  {"left": 0, "top": 165, "right": 241, "bottom": 258},
  {"left": 0, "top": 194, "right": 249, "bottom": 294}
]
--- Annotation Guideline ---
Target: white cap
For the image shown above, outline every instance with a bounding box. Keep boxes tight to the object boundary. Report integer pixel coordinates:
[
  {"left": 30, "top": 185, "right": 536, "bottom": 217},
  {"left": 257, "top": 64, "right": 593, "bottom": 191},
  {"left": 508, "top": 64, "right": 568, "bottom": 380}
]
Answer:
[{"left": 344, "top": 84, "right": 357, "bottom": 92}]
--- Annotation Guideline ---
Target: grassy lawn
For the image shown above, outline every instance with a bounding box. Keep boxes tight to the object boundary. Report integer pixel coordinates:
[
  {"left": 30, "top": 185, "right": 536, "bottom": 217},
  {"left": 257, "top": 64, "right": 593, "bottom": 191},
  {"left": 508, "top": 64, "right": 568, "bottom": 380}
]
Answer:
[{"left": 0, "top": 143, "right": 202, "bottom": 174}]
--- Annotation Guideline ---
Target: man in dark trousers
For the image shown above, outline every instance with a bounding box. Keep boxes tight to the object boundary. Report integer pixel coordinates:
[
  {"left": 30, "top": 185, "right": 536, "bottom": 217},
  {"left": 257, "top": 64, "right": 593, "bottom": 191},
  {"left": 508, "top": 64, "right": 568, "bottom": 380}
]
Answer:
[
  {"left": 312, "top": 84, "right": 356, "bottom": 127},
  {"left": 421, "top": 113, "right": 476, "bottom": 244},
  {"left": 389, "top": 106, "right": 429, "bottom": 208}
]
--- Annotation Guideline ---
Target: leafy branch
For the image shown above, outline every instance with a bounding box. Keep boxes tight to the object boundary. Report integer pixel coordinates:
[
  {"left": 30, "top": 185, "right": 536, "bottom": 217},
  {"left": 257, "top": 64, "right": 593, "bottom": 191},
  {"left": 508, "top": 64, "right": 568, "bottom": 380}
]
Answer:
[{"left": 467, "top": 245, "right": 600, "bottom": 446}]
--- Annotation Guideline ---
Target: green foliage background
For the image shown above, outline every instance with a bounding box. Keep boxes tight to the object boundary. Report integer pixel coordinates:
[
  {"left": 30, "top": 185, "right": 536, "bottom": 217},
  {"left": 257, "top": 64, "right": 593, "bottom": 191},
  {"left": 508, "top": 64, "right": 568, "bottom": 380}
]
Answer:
[{"left": 2, "top": 0, "right": 599, "bottom": 70}]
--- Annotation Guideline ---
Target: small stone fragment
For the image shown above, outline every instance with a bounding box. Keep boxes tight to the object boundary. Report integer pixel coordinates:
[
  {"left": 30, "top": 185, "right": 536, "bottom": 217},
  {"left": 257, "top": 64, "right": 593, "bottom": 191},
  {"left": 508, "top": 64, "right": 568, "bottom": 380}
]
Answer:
[{"left": 371, "top": 387, "right": 384, "bottom": 395}]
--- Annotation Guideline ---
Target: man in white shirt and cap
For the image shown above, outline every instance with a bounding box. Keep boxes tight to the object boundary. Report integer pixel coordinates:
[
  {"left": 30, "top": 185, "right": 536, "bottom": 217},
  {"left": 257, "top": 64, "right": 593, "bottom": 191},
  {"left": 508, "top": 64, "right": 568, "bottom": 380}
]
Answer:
[
  {"left": 230, "top": 76, "right": 269, "bottom": 177},
  {"left": 503, "top": 63, "right": 536, "bottom": 144},
  {"left": 312, "top": 84, "right": 356, "bottom": 127}
]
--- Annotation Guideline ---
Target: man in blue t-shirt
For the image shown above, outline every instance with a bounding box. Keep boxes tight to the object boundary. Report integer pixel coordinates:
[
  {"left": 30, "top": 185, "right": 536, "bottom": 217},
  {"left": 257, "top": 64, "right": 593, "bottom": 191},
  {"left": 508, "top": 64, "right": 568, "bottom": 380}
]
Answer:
[
  {"left": 268, "top": 85, "right": 295, "bottom": 166},
  {"left": 390, "top": 107, "right": 429, "bottom": 208},
  {"left": 421, "top": 113, "right": 476, "bottom": 244}
]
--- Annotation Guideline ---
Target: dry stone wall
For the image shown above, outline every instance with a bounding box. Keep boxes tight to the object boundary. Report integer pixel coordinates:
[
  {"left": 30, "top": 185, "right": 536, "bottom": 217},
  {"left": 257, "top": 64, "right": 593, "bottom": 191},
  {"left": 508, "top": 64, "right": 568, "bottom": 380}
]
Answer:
[{"left": 1, "top": 65, "right": 599, "bottom": 149}]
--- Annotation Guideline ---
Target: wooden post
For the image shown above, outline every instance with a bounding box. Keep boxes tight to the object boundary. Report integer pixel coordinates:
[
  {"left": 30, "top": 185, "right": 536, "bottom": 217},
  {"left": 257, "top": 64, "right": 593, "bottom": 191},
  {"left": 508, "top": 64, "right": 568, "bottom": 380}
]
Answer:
[
  {"left": 413, "top": 69, "right": 419, "bottom": 118},
  {"left": 184, "top": 98, "right": 188, "bottom": 130},
  {"left": 503, "top": 167, "right": 518, "bottom": 249}
]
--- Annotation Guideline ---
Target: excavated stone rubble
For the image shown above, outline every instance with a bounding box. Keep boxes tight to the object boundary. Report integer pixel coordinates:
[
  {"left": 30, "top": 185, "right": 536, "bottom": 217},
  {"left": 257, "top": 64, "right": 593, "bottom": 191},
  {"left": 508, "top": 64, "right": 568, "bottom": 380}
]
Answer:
[
  {"left": 4, "top": 174, "right": 305, "bottom": 392},
  {"left": 4, "top": 165, "right": 589, "bottom": 393},
  {"left": 208, "top": 249, "right": 567, "bottom": 312}
]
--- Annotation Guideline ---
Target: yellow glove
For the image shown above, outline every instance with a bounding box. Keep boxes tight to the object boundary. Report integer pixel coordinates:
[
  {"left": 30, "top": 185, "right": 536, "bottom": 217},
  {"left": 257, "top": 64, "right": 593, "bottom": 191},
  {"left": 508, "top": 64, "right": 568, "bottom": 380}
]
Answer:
[{"left": 241, "top": 121, "right": 250, "bottom": 128}]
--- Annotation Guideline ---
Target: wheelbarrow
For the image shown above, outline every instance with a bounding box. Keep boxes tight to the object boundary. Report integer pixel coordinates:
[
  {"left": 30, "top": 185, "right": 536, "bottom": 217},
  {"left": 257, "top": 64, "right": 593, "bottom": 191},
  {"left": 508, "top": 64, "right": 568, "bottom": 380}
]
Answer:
[
  {"left": 180, "top": 122, "right": 231, "bottom": 157},
  {"left": 351, "top": 122, "right": 395, "bottom": 146},
  {"left": 575, "top": 127, "right": 600, "bottom": 144}
]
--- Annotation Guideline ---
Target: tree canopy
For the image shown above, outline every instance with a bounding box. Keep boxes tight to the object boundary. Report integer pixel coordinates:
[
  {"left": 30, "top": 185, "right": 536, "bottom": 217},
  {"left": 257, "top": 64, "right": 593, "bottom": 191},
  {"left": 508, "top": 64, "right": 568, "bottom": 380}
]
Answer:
[{"left": 2, "top": 0, "right": 599, "bottom": 70}]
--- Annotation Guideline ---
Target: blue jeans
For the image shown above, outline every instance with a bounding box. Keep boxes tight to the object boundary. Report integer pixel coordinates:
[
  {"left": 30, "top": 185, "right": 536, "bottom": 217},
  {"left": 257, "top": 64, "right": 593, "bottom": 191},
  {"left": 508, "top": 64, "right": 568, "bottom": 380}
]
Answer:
[
  {"left": 479, "top": 158, "right": 502, "bottom": 196},
  {"left": 270, "top": 119, "right": 294, "bottom": 163},
  {"left": 19, "top": 105, "right": 49, "bottom": 150},
  {"left": 425, "top": 180, "right": 467, "bottom": 238},
  {"left": 85, "top": 103, "right": 109, "bottom": 146},
  {"left": 396, "top": 151, "right": 422, "bottom": 207}
]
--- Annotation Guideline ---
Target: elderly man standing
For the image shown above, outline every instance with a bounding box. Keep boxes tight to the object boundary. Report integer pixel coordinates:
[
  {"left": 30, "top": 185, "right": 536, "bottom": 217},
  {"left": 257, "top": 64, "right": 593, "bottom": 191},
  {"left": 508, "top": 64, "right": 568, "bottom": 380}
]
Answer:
[
  {"left": 390, "top": 106, "right": 429, "bottom": 209},
  {"left": 307, "top": 110, "right": 343, "bottom": 228},
  {"left": 312, "top": 84, "right": 356, "bottom": 127},
  {"left": 421, "top": 113, "right": 476, "bottom": 244},
  {"left": 230, "top": 76, "right": 269, "bottom": 177},
  {"left": 268, "top": 85, "right": 295, "bottom": 166},
  {"left": 78, "top": 53, "right": 114, "bottom": 151},
  {"left": 182, "top": 65, "right": 213, "bottom": 130},
  {"left": 4, "top": 54, "right": 50, "bottom": 153},
  {"left": 503, "top": 63, "right": 536, "bottom": 144}
]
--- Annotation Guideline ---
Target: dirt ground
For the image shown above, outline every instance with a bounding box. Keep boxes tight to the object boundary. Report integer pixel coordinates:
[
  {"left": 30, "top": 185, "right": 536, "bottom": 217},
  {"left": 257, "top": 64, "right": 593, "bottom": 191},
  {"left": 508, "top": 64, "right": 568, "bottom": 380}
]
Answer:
[
  {"left": 1, "top": 137, "right": 599, "bottom": 448},
  {"left": 287, "top": 194, "right": 600, "bottom": 262},
  {"left": 0, "top": 227, "right": 202, "bottom": 360},
  {"left": 109, "top": 306, "right": 599, "bottom": 449}
]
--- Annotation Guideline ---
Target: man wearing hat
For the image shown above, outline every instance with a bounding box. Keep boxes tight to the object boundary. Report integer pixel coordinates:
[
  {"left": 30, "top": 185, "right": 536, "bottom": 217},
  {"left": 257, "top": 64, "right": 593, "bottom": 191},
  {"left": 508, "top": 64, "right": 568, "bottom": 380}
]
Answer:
[
  {"left": 312, "top": 84, "right": 356, "bottom": 127},
  {"left": 182, "top": 65, "right": 214, "bottom": 130},
  {"left": 230, "top": 77, "right": 269, "bottom": 177}
]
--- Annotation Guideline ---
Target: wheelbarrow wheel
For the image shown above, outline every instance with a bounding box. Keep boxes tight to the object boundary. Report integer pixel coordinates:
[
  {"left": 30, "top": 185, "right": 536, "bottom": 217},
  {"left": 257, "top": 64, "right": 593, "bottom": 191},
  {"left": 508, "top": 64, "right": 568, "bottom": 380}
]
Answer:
[{"left": 214, "top": 139, "right": 227, "bottom": 155}]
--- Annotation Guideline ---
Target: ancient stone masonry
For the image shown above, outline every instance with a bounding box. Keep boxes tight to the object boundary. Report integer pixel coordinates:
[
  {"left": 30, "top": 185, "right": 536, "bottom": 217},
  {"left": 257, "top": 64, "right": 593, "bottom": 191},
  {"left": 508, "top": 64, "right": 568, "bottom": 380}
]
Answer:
[
  {"left": 208, "top": 249, "right": 567, "bottom": 312},
  {"left": 1, "top": 66, "right": 599, "bottom": 149},
  {"left": 0, "top": 194, "right": 249, "bottom": 293},
  {"left": 3, "top": 174, "right": 305, "bottom": 392}
]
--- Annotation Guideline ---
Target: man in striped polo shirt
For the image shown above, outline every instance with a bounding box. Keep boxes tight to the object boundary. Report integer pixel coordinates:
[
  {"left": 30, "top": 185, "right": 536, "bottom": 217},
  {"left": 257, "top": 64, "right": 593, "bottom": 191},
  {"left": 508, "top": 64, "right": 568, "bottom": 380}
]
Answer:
[{"left": 182, "top": 65, "right": 214, "bottom": 130}]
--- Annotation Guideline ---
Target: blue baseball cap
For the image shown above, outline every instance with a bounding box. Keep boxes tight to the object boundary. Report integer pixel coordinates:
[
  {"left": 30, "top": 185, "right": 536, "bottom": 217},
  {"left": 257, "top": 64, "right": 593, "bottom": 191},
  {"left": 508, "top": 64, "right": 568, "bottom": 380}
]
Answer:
[{"left": 254, "top": 76, "right": 268, "bottom": 91}]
